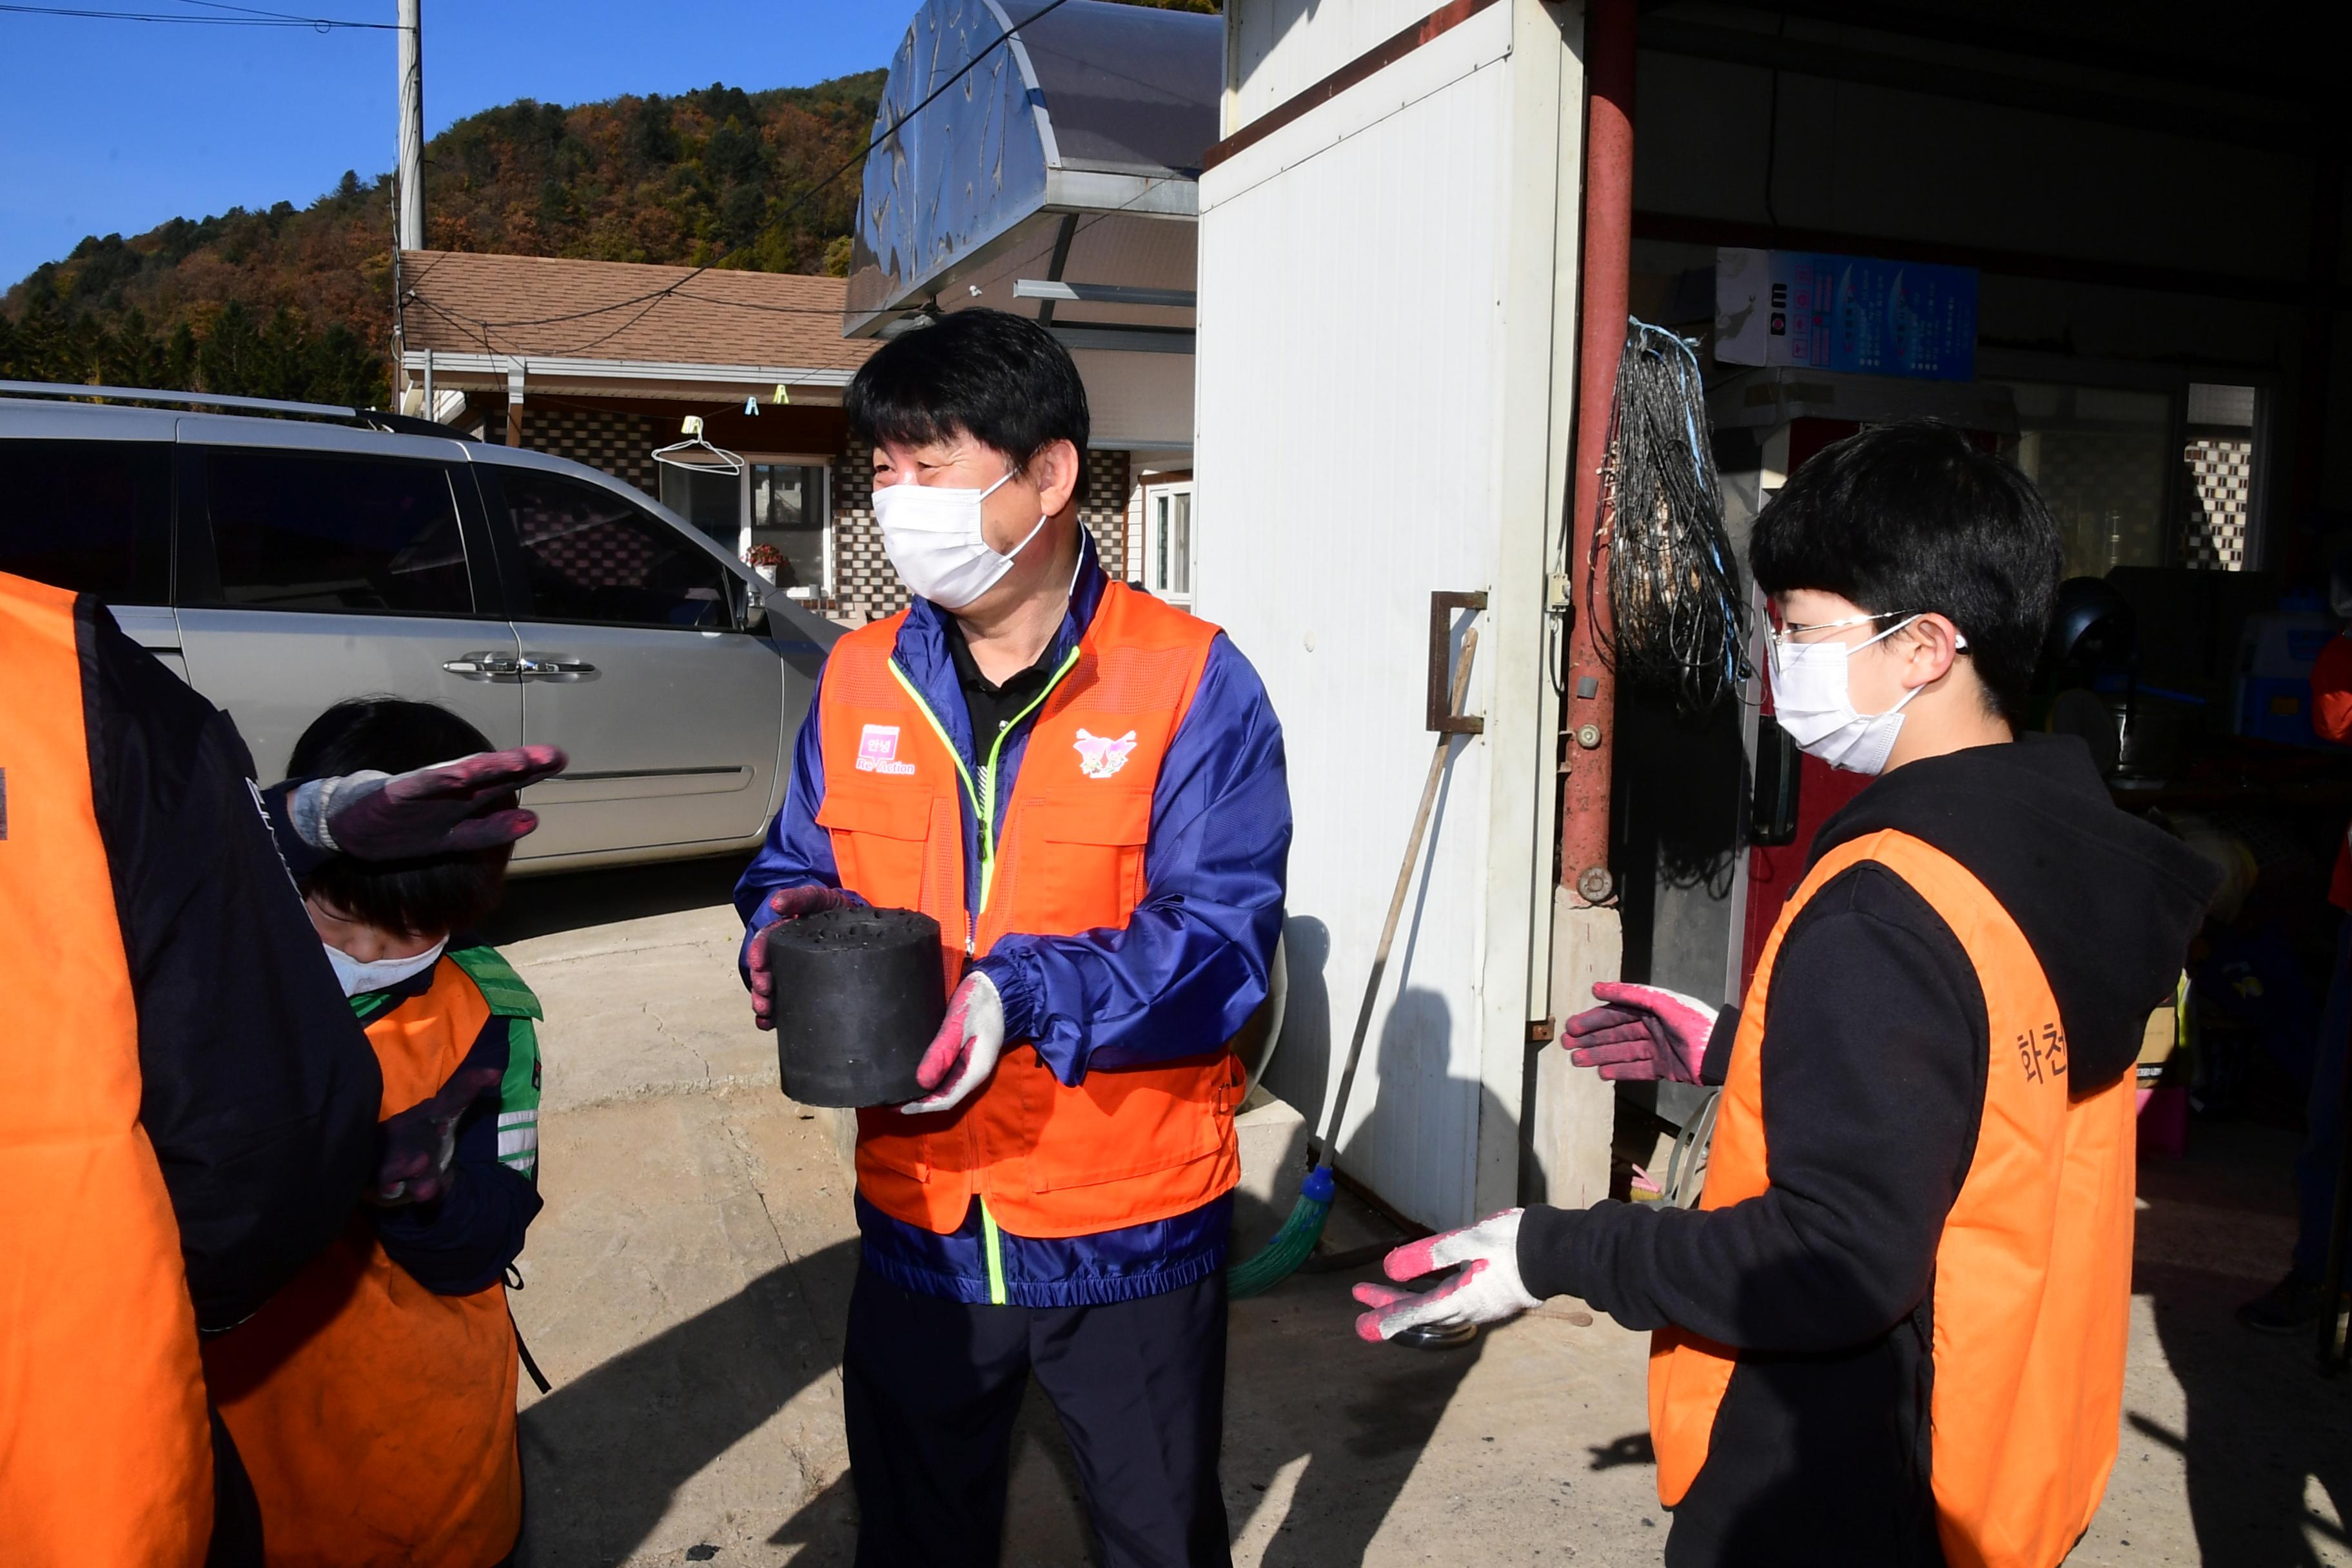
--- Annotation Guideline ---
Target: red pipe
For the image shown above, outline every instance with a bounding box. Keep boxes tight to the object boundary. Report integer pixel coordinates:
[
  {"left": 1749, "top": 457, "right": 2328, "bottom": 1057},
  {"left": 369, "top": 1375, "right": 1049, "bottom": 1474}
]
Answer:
[{"left": 1560, "top": 0, "right": 1635, "bottom": 904}]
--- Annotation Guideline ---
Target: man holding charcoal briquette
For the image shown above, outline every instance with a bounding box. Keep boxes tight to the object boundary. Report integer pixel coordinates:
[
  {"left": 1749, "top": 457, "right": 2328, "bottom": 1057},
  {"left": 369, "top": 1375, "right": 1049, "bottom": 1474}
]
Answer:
[{"left": 734, "top": 309, "right": 1290, "bottom": 1568}]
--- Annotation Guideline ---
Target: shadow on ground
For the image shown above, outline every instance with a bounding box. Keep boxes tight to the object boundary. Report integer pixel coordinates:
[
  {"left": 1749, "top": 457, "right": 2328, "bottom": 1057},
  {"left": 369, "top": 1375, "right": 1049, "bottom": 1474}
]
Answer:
[
  {"left": 516, "top": 1227, "right": 1491, "bottom": 1567},
  {"left": 520, "top": 1237, "right": 861, "bottom": 1564},
  {"left": 513, "top": 735, "right": 1507, "bottom": 1566},
  {"left": 2133, "top": 1121, "right": 2352, "bottom": 1566},
  {"left": 487, "top": 854, "right": 747, "bottom": 945}
]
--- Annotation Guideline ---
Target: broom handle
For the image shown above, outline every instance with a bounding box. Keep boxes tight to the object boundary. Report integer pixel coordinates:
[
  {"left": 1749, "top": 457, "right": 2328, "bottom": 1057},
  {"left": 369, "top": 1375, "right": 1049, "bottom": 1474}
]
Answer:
[{"left": 1312, "top": 627, "right": 1480, "bottom": 1167}]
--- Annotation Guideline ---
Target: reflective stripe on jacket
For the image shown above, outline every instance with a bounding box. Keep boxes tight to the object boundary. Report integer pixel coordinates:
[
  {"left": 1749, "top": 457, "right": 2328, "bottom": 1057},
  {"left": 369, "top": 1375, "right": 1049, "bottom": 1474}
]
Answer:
[
  {"left": 0, "top": 573, "right": 213, "bottom": 1566},
  {"left": 1650, "top": 829, "right": 2135, "bottom": 1568},
  {"left": 203, "top": 957, "right": 525, "bottom": 1568},
  {"left": 821, "top": 580, "right": 1249, "bottom": 1240}
]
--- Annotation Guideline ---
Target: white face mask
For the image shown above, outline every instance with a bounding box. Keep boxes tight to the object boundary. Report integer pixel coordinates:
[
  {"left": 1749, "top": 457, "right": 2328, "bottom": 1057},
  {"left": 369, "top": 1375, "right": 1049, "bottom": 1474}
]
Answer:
[
  {"left": 324, "top": 937, "right": 446, "bottom": 999},
  {"left": 873, "top": 466, "right": 1050, "bottom": 611},
  {"left": 1767, "top": 614, "right": 1962, "bottom": 776}
]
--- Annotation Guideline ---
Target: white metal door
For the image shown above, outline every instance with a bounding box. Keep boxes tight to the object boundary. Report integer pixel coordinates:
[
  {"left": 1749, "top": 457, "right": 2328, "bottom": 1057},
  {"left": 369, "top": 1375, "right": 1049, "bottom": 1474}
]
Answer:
[
  {"left": 1195, "top": 0, "right": 1567, "bottom": 1229},
  {"left": 172, "top": 425, "right": 523, "bottom": 779},
  {"left": 1142, "top": 480, "right": 1196, "bottom": 609},
  {"left": 484, "top": 462, "right": 783, "bottom": 863}
]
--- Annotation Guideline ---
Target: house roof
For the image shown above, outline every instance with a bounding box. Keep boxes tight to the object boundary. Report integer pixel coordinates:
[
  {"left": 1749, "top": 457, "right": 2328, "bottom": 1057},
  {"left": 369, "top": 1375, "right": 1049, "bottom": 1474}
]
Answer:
[{"left": 398, "top": 250, "right": 874, "bottom": 389}]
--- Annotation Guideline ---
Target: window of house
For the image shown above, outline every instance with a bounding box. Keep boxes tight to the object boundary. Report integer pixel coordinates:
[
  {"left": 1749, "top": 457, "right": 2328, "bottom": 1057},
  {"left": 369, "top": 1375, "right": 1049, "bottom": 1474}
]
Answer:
[
  {"left": 2180, "top": 383, "right": 2260, "bottom": 572},
  {"left": 1142, "top": 480, "right": 1193, "bottom": 608},
  {"left": 1999, "top": 378, "right": 2268, "bottom": 576},
  {"left": 1999, "top": 383, "right": 2173, "bottom": 581},
  {"left": 749, "top": 462, "right": 829, "bottom": 597},
  {"left": 658, "top": 454, "right": 834, "bottom": 598},
  {"left": 202, "top": 451, "right": 473, "bottom": 614}
]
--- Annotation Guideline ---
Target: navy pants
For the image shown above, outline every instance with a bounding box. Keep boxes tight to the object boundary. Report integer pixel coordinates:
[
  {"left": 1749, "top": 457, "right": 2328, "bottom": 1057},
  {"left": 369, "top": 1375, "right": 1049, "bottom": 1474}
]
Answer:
[{"left": 842, "top": 1265, "right": 1231, "bottom": 1568}]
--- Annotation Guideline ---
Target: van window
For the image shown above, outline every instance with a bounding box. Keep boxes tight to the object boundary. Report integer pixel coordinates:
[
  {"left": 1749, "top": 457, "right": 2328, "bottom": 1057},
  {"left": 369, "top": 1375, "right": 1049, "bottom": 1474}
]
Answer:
[
  {"left": 0, "top": 440, "right": 172, "bottom": 602},
  {"left": 494, "top": 469, "right": 732, "bottom": 631},
  {"left": 201, "top": 451, "right": 473, "bottom": 614}
]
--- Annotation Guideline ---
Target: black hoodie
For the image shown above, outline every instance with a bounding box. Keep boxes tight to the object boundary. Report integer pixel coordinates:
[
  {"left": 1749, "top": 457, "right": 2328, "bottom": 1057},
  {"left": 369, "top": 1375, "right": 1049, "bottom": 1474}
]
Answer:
[{"left": 1517, "top": 734, "right": 2217, "bottom": 1567}]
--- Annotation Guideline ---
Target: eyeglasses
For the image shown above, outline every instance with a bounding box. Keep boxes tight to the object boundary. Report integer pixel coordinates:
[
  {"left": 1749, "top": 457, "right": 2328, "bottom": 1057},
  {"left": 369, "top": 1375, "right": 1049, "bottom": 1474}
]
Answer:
[
  {"left": 1763, "top": 610, "right": 1969, "bottom": 668},
  {"left": 1764, "top": 609, "right": 1919, "bottom": 663}
]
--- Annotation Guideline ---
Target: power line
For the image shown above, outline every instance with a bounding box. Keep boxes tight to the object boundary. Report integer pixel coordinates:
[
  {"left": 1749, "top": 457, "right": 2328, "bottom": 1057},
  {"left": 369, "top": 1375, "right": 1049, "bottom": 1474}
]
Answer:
[
  {"left": 402, "top": 178, "right": 1182, "bottom": 371},
  {"left": 406, "top": 0, "right": 1080, "bottom": 351},
  {"left": 0, "top": 2, "right": 394, "bottom": 25},
  {"left": 400, "top": 288, "right": 878, "bottom": 406},
  {"left": 173, "top": 0, "right": 391, "bottom": 22}
]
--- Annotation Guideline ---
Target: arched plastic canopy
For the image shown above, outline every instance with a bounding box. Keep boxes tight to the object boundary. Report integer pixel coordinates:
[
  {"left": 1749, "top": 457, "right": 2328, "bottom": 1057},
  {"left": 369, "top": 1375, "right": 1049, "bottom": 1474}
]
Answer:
[{"left": 844, "top": 0, "right": 1219, "bottom": 337}]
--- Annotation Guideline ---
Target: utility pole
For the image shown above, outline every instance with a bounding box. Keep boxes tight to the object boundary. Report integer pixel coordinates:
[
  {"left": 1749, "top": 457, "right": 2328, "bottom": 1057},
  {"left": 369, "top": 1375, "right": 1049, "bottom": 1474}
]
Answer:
[{"left": 396, "top": 0, "right": 424, "bottom": 252}]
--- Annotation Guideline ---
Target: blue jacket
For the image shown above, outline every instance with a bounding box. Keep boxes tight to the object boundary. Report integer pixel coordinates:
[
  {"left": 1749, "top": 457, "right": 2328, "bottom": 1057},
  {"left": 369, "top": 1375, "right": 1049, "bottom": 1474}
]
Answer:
[{"left": 736, "top": 534, "right": 1290, "bottom": 1306}]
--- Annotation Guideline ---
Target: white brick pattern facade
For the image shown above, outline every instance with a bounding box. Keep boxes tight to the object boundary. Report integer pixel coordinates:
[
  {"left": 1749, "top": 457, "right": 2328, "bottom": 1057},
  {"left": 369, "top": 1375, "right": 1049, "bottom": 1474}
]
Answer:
[{"left": 2182, "top": 437, "right": 2254, "bottom": 571}]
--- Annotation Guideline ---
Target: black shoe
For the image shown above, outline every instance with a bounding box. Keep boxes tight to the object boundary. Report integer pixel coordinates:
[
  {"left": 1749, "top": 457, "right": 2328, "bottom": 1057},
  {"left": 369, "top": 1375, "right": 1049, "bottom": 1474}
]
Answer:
[{"left": 2235, "top": 1274, "right": 2326, "bottom": 1334}]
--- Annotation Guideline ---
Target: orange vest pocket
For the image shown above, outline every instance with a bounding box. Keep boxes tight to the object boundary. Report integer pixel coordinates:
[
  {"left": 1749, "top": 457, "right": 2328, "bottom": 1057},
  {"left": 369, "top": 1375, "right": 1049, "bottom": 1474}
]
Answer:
[
  {"left": 818, "top": 783, "right": 936, "bottom": 896},
  {"left": 1022, "top": 1055, "right": 1237, "bottom": 1193},
  {"left": 1015, "top": 789, "right": 1153, "bottom": 935},
  {"left": 856, "top": 1109, "right": 931, "bottom": 1182}
]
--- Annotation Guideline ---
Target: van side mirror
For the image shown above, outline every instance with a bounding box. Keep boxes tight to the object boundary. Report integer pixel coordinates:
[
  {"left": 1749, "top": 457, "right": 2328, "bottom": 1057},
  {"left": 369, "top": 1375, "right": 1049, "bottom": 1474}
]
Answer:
[{"left": 742, "top": 595, "right": 772, "bottom": 636}]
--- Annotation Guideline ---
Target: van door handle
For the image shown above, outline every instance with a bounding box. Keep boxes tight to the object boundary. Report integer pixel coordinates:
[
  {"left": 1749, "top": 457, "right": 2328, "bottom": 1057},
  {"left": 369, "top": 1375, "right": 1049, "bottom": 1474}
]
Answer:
[
  {"left": 444, "top": 652, "right": 524, "bottom": 681},
  {"left": 520, "top": 654, "right": 598, "bottom": 681}
]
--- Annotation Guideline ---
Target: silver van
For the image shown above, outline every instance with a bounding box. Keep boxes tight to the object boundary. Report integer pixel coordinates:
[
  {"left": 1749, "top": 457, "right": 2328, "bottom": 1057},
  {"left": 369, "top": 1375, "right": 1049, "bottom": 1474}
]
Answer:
[{"left": 0, "top": 386, "right": 837, "bottom": 872}]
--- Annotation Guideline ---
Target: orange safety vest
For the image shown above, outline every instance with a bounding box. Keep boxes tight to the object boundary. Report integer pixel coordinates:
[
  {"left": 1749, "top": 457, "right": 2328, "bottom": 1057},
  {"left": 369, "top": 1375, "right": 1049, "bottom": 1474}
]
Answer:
[
  {"left": 1649, "top": 830, "right": 2136, "bottom": 1568},
  {"left": 818, "top": 583, "right": 1246, "bottom": 1240},
  {"left": 202, "top": 959, "right": 522, "bottom": 1568},
  {"left": 0, "top": 574, "right": 213, "bottom": 1567}
]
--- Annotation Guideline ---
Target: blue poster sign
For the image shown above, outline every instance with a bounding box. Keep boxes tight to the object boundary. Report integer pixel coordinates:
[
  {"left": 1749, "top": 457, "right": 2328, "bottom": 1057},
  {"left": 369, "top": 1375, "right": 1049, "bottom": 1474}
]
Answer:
[{"left": 1716, "top": 247, "right": 1978, "bottom": 382}]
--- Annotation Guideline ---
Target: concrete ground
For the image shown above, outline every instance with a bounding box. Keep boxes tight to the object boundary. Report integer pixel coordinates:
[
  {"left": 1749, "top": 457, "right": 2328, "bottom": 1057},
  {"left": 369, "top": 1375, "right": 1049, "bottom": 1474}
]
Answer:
[{"left": 487, "top": 860, "right": 2351, "bottom": 1567}]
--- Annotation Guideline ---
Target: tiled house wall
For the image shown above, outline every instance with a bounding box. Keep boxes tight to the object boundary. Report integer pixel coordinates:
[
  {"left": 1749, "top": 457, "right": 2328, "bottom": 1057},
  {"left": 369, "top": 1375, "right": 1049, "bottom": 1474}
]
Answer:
[
  {"left": 830, "top": 447, "right": 887, "bottom": 623},
  {"left": 520, "top": 407, "right": 662, "bottom": 497},
  {"left": 508, "top": 406, "right": 1130, "bottom": 623},
  {"left": 2182, "top": 437, "right": 2255, "bottom": 571},
  {"left": 1079, "top": 449, "right": 1132, "bottom": 585},
  {"left": 826, "top": 436, "right": 1130, "bottom": 625}
]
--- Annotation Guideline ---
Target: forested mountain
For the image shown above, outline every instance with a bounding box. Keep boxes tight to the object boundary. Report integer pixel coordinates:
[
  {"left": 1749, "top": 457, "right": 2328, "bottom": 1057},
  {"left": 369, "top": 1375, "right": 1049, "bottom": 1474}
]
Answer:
[
  {"left": 0, "top": 71, "right": 887, "bottom": 407},
  {"left": 1, "top": 0, "right": 1219, "bottom": 409}
]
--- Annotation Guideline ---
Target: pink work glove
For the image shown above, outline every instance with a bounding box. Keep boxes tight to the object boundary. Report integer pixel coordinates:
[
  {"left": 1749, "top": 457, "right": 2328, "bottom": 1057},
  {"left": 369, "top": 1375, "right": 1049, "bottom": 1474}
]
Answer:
[
  {"left": 902, "top": 971, "right": 1004, "bottom": 1115},
  {"left": 1558, "top": 981, "right": 1719, "bottom": 1083},
  {"left": 296, "top": 746, "right": 568, "bottom": 859},
  {"left": 745, "top": 885, "right": 859, "bottom": 1030},
  {"left": 1353, "top": 1208, "right": 1543, "bottom": 1343},
  {"left": 371, "top": 1066, "right": 502, "bottom": 1206}
]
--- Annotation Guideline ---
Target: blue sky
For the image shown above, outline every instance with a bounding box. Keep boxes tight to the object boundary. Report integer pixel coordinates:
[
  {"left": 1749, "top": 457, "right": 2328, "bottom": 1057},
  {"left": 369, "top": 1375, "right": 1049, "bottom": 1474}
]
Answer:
[{"left": 0, "top": 1, "right": 912, "bottom": 291}]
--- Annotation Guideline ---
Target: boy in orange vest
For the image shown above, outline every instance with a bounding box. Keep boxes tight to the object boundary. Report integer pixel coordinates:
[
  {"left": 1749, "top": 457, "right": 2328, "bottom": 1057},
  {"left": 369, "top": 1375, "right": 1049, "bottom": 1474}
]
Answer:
[
  {"left": 203, "top": 699, "right": 561, "bottom": 1568},
  {"left": 1353, "top": 423, "right": 2217, "bottom": 1567},
  {"left": 737, "top": 310, "right": 1290, "bottom": 1568},
  {"left": 1, "top": 578, "right": 554, "bottom": 1568}
]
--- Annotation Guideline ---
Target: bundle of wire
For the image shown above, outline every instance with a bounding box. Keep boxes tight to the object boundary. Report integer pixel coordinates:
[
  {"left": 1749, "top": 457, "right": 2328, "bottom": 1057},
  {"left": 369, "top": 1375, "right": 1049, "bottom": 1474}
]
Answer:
[{"left": 1596, "top": 319, "right": 1751, "bottom": 713}]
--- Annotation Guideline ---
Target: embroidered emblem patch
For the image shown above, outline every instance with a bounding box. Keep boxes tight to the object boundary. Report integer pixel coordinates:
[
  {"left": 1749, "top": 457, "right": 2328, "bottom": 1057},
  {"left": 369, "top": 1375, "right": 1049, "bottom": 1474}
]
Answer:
[
  {"left": 856, "top": 724, "right": 916, "bottom": 776},
  {"left": 1073, "top": 729, "right": 1138, "bottom": 779}
]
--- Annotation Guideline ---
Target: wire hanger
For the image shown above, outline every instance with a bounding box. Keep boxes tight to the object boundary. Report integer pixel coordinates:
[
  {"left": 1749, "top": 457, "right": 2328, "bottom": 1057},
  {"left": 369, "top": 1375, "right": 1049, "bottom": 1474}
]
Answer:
[{"left": 653, "top": 414, "right": 745, "bottom": 476}]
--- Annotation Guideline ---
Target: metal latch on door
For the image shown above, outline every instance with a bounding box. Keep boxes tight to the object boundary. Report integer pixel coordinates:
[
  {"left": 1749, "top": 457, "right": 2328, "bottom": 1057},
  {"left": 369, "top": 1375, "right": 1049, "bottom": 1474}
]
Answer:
[
  {"left": 442, "top": 652, "right": 599, "bottom": 682},
  {"left": 517, "top": 654, "right": 598, "bottom": 681},
  {"left": 442, "top": 651, "right": 524, "bottom": 681}
]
